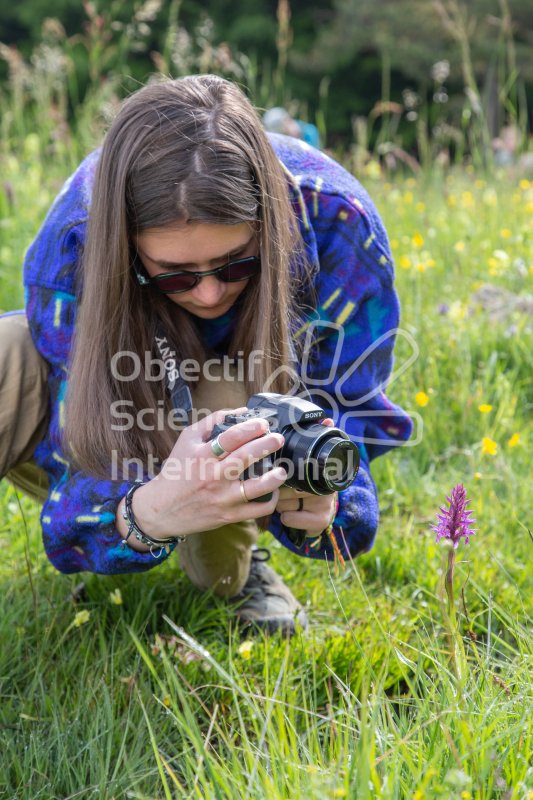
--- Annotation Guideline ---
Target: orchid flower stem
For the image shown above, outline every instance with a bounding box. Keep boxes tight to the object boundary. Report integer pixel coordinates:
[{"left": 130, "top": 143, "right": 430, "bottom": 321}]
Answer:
[
  {"left": 445, "top": 549, "right": 456, "bottom": 619},
  {"left": 444, "top": 548, "right": 467, "bottom": 687},
  {"left": 433, "top": 484, "right": 477, "bottom": 689}
]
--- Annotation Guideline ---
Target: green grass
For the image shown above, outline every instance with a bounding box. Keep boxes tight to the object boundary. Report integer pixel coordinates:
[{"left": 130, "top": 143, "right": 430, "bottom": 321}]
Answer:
[{"left": 1, "top": 139, "right": 532, "bottom": 798}]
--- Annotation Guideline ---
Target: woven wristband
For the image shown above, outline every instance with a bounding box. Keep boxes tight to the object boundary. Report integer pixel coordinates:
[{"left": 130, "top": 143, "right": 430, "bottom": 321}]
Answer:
[{"left": 120, "top": 480, "right": 185, "bottom": 558}]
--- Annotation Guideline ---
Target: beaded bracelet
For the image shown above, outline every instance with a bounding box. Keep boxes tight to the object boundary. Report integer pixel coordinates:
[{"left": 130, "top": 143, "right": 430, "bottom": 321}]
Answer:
[{"left": 120, "top": 481, "right": 185, "bottom": 559}]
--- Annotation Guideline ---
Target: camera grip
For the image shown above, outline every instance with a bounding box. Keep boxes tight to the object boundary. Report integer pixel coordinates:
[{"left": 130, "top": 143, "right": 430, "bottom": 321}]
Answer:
[
  {"left": 252, "top": 491, "right": 273, "bottom": 503},
  {"left": 242, "top": 453, "right": 275, "bottom": 503},
  {"left": 286, "top": 527, "right": 307, "bottom": 549}
]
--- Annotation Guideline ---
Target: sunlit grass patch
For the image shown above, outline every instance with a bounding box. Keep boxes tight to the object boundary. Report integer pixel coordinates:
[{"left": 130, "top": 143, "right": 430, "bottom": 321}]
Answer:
[{"left": 1, "top": 146, "right": 532, "bottom": 797}]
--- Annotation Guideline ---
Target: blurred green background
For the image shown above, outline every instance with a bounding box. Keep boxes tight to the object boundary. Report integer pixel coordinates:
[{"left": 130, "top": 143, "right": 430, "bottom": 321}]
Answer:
[{"left": 1, "top": 0, "right": 532, "bottom": 158}]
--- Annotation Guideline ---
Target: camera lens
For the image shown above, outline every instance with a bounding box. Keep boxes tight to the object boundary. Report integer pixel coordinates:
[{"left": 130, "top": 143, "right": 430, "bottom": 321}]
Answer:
[
  {"left": 311, "top": 435, "right": 360, "bottom": 492},
  {"left": 281, "top": 424, "right": 359, "bottom": 494}
]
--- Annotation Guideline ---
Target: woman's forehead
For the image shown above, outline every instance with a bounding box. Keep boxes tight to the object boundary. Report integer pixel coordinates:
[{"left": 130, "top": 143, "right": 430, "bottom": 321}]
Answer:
[{"left": 136, "top": 221, "right": 255, "bottom": 265}]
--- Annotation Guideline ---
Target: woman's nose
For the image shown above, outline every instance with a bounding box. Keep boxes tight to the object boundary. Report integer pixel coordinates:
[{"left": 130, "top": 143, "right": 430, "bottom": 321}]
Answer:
[{"left": 192, "top": 274, "right": 226, "bottom": 305}]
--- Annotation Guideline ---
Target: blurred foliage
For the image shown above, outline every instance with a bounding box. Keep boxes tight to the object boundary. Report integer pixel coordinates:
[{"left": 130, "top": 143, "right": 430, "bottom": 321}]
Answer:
[
  {"left": 0, "top": 0, "right": 531, "bottom": 155},
  {"left": 301, "top": 0, "right": 532, "bottom": 141}
]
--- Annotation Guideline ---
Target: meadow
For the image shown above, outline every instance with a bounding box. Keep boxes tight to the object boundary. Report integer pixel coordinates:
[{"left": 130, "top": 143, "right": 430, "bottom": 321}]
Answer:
[{"left": 0, "top": 107, "right": 532, "bottom": 800}]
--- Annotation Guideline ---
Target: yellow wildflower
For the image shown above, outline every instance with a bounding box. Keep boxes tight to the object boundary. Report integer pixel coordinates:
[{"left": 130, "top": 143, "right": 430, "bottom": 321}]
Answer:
[
  {"left": 413, "top": 791, "right": 424, "bottom": 800},
  {"left": 454, "top": 241, "right": 465, "bottom": 253},
  {"left": 483, "top": 189, "right": 498, "bottom": 207},
  {"left": 474, "top": 472, "right": 482, "bottom": 480},
  {"left": 461, "top": 191, "right": 474, "bottom": 208},
  {"left": 73, "top": 610, "right": 91, "bottom": 627},
  {"left": 446, "top": 194, "right": 457, "bottom": 207},
  {"left": 333, "top": 790, "right": 347, "bottom": 798},
  {"left": 478, "top": 404, "right": 492, "bottom": 413},
  {"left": 390, "top": 238, "right": 399, "bottom": 250},
  {"left": 519, "top": 179, "right": 530, "bottom": 190},
  {"left": 507, "top": 433, "right": 520, "bottom": 447},
  {"left": 415, "top": 201, "right": 425, "bottom": 213},
  {"left": 415, "top": 262, "right": 427, "bottom": 272},
  {"left": 448, "top": 301, "right": 467, "bottom": 321},
  {"left": 461, "top": 793, "right": 472, "bottom": 800},
  {"left": 109, "top": 588, "right": 123, "bottom": 605},
  {"left": 412, "top": 232, "right": 424, "bottom": 248},
  {"left": 526, "top": 202, "right": 533, "bottom": 215},
  {"left": 481, "top": 437, "right": 498, "bottom": 456},
  {"left": 403, "top": 191, "right": 414, "bottom": 204},
  {"left": 238, "top": 640, "right": 254, "bottom": 659},
  {"left": 426, "top": 258, "right": 436, "bottom": 268},
  {"left": 415, "top": 391, "right": 429, "bottom": 407},
  {"left": 499, "top": 228, "right": 512, "bottom": 238},
  {"left": 398, "top": 255, "right": 412, "bottom": 269},
  {"left": 162, "top": 695, "right": 171, "bottom": 708},
  {"left": 364, "top": 160, "right": 381, "bottom": 179}
]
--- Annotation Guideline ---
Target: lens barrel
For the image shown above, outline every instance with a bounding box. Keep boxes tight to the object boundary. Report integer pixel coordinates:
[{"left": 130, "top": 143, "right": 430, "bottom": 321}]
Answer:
[
  {"left": 281, "top": 425, "right": 359, "bottom": 494},
  {"left": 311, "top": 435, "right": 359, "bottom": 492}
]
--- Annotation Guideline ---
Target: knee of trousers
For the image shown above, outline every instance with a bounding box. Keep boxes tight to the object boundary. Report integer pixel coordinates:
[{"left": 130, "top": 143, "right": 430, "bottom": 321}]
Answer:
[
  {"left": 0, "top": 313, "right": 49, "bottom": 476},
  {"left": 178, "top": 520, "right": 260, "bottom": 598},
  {"left": 5, "top": 460, "right": 49, "bottom": 504}
]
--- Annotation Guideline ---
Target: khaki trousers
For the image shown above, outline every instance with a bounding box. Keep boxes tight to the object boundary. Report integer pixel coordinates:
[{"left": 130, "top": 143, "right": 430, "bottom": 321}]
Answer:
[{"left": 0, "top": 313, "right": 258, "bottom": 596}]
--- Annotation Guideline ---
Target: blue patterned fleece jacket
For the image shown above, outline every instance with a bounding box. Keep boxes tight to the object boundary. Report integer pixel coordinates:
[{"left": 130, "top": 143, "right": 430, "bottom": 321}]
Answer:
[{"left": 22, "top": 133, "right": 412, "bottom": 575}]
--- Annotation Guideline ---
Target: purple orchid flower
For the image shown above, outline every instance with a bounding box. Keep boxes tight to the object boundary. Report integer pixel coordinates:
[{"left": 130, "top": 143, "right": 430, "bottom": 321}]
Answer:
[{"left": 433, "top": 484, "right": 477, "bottom": 549}]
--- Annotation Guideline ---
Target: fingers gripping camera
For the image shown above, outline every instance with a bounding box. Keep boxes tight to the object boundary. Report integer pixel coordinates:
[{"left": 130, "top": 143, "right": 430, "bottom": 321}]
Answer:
[{"left": 208, "top": 392, "right": 360, "bottom": 501}]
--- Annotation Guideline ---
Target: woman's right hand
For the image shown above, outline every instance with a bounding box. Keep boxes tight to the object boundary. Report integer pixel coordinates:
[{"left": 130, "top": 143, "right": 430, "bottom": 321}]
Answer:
[{"left": 120, "top": 407, "right": 287, "bottom": 544}]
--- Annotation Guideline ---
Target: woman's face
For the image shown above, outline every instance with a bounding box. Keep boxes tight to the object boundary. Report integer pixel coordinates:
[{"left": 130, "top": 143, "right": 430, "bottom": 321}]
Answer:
[{"left": 135, "top": 222, "right": 258, "bottom": 319}]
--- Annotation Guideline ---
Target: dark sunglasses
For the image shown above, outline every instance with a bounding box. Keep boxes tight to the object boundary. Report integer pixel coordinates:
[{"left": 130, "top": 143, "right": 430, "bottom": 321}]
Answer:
[{"left": 133, "top": 255, "right": 261, "bottom": 294}]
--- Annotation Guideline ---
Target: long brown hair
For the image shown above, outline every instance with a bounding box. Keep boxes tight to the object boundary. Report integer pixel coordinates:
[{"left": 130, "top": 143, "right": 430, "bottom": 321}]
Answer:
[{"left": 65, "top": 74, "right": 314, "bottom": 478}]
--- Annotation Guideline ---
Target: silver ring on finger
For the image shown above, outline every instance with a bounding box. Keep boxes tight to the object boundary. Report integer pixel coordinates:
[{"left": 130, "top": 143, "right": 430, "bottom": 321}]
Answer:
[
  {"left": 239, "top": 481, "right": 250, "bottom": 503},
  {"left": 210, "top": 434, "right": 227, "bottom": 458}
]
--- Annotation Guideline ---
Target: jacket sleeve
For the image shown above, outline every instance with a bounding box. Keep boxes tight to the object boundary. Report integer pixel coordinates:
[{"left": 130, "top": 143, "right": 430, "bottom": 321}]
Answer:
[
  {"left": 23, "top": 161, "right": 174, "bottom": 575},
  {"left": 268, "top": 188, "right": 412, "bottom": 561},
  {"left": 25, "top": 284, "right": 174, "bottom": 574}
]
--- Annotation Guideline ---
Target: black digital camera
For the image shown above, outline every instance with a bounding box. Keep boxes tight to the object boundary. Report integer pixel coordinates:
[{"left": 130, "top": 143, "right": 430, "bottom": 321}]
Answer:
[{"left": 208, "top": 392, "right": 359, "bottom": 501}]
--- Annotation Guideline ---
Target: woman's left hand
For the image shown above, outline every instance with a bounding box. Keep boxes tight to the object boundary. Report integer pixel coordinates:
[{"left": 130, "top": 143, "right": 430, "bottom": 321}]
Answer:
[
  {"left": 276, "top": 487, "right": 337, "bottom": 538},
  {"left": 275, "top": 417, "right": 337, "bottom": 538}
]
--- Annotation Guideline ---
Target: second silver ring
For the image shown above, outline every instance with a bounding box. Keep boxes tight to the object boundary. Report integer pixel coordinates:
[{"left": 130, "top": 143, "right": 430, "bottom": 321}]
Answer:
[{"left": 210, "top": 434, "right": 227, "bottom": 458}]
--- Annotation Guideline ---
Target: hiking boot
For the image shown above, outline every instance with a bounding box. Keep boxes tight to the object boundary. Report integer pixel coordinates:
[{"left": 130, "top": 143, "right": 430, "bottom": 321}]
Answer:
[{"left": 230, "top": 547, "right": 308, "bottom": 636}]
